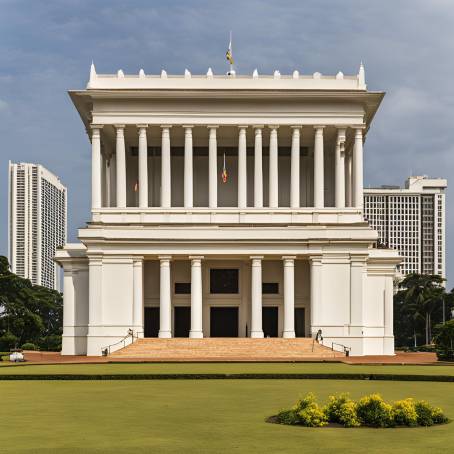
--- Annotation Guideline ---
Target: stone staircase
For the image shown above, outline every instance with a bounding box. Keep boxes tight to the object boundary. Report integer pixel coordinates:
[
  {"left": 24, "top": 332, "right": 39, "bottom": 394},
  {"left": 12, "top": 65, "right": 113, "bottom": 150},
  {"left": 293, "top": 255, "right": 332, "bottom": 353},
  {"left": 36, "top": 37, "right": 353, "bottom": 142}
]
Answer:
[{"left": 110, "top": 338, "right": 344, "bottom": 361}]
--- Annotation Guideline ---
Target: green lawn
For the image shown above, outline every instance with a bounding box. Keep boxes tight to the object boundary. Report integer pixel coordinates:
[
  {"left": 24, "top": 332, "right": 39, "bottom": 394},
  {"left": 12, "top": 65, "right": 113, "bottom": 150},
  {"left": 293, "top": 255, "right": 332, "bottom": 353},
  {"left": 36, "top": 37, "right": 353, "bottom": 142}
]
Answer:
[
  {"left": 0, "top": 361, "right": 453, "bottom": 376},
  {"left": 0, "top": 379, "right": 452, "bottom": 453}
]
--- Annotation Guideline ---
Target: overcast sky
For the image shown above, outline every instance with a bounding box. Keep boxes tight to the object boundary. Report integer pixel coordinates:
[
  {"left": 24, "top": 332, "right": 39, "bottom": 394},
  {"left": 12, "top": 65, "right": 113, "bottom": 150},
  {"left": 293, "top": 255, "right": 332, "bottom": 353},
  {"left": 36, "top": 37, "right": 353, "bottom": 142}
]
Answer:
[{"left": 1, "top": 0, "right": 453, "bottom": 286}]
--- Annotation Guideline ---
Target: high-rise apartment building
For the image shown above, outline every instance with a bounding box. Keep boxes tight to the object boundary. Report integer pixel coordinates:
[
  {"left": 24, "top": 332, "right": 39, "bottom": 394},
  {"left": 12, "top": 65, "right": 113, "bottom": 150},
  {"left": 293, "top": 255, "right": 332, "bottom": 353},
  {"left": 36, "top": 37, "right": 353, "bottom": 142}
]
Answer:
[
  {"left": 364, "top": 176, "right": 446, "bottom": 278},
  {"left": 8, "top": 162, "right": 67, "bottom": 290}
]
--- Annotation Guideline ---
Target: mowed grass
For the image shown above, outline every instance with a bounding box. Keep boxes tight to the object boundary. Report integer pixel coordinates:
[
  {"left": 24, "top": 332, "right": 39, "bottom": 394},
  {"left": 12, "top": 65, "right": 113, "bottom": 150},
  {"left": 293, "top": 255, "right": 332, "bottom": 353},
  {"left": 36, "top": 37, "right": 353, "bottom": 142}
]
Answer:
[
  {"left": 0, "top": 379, "right": 452, "bottom": 453},
  {"left": 0, "top": 361, "right": 453, "bottom": 376}
]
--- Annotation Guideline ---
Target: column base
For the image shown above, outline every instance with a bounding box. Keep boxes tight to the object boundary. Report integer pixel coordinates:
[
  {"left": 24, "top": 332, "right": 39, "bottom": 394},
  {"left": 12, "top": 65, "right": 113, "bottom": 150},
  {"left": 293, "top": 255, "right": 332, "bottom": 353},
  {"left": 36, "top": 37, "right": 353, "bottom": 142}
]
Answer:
[
  {"left": 189, "top": 331, "right": 203, "bottom": 339},
  {"left": 250, "top": 331, "right": 264, "bottom": 338},
  {"left": 283, "top": 331, "right": 296, "bottom": 338},
  {"left": 158, "top": 331, "right": 172, "bottom": 338}
]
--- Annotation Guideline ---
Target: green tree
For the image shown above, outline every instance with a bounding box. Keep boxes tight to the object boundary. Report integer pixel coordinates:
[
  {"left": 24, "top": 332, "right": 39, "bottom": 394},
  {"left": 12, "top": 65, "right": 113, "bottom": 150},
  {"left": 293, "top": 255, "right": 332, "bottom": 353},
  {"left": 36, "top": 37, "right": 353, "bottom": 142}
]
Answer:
[
  {"left": 0, "top": 256, "right": 62, "bottom": 350},
  {"left": 394, "top": 273, "right": 452, "bottom": 347},
  {"left": 433, "top": 319, "right": 454, "bottom": 361}
]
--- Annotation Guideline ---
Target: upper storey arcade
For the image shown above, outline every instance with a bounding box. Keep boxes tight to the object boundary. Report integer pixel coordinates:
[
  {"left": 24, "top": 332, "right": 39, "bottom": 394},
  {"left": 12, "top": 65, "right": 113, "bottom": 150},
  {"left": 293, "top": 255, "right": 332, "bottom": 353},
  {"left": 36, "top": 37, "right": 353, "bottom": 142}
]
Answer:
[{"left": 69, "top": 64, "right": 384, "bottom": 225}]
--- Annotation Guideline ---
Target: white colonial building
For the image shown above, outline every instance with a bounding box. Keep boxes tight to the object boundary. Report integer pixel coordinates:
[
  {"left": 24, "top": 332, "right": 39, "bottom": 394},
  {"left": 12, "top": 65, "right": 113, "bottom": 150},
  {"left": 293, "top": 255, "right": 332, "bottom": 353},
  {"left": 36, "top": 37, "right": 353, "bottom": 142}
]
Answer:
[{"left": 56, "top": 64, "right": 400, "bottom": 357}]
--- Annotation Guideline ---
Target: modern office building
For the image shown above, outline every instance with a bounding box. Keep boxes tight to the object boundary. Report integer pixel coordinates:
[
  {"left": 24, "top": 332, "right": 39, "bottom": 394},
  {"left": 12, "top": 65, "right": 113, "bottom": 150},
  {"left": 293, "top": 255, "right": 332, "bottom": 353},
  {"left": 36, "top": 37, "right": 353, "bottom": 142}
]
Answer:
[
  {"left": 8, "top": 162, "right": 67, "bottom": 290},
  {"left": 55, "top": 63, "right": 400, "bottom": 357},
  {"left": 364, "top": 176, "right": 446, "bottom": 278}
]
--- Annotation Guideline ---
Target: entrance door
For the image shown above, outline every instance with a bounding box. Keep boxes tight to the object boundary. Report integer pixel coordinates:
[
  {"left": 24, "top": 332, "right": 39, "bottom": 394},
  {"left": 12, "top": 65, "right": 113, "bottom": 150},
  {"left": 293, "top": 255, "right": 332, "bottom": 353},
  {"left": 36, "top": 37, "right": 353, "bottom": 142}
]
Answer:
[
  {"left": 144, "top": 307, "right": 159, "bottom": 338},
  {"left": 295, "top": 308, "right": 305, "bottom": 337},
  {"left": 263, "top": 307, "right": 278, "bottom": 337},
  {"left": 174, "top": 306, "right": 190, "bottom": 337},
  {"left": 210, "top": 307, "right": 238, "bottom": 337}
]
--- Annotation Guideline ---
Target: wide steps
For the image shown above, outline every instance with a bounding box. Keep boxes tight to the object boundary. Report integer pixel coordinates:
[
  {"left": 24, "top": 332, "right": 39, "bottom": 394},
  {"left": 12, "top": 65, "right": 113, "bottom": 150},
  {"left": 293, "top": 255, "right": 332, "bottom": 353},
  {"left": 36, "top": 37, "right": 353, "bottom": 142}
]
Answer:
[{"left": 110, "top": 338, "right": 343, "bottom": 360}]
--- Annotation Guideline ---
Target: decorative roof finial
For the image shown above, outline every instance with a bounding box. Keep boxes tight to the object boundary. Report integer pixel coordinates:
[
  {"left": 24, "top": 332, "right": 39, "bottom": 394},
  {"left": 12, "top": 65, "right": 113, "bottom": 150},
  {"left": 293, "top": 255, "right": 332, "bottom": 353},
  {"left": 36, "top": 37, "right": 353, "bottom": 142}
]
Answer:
[
  {"left": 90, "top": 61, "right": 97, "bottom": 81},
  {"left": 292, "top": 70, "right": 299, "bottom": 79},
  {"left": 336, "top": 71, "right": 344, "bottom": 80},
  {"left": 207, "top": 67, "right": 213, "bottom": 79},
  {"left": 117, "top": 69, "right": 124, "bottom": 78},
  {"left": 161, "top": 69, "right": 167, "bottom": 79},
  {"left": 252, "top": 69, "right": 259, "bottom": 79},
  {"left": 273, "top": 70, "right": 281, "bottom": 79},
  {"left": 139, "top": 69, "right": 145, "bottom": 78},
  {"left": 184, "top": 69, "right": 191, "bottom": 79},
  {"left": 358, "top": 62, "right": 366, "bottom": 88}
]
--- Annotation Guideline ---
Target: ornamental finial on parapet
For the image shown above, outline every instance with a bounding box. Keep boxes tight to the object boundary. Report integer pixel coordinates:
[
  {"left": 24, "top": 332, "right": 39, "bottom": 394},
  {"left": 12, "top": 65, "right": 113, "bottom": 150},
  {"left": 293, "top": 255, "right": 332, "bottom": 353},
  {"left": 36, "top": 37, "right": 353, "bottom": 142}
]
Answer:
[
  {"left": 358, "top": 62, "right": 366, "bottom": 88},
  {"left": 88, "top": 61, "right": 97, "bottom": 88}
]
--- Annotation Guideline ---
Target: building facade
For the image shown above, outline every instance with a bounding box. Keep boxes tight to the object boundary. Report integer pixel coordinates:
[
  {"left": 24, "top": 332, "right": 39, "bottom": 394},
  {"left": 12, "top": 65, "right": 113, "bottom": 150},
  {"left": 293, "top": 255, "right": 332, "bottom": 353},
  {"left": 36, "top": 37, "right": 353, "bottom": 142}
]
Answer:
[
  {"left": 55, "top": 64, "right": 400, "bottom": 356},
  {"left": 8, "top": 162, "right": 67, "bottom": 290},
  {"left": 364, "top": 176, "right": 446, "bottom": 278}
]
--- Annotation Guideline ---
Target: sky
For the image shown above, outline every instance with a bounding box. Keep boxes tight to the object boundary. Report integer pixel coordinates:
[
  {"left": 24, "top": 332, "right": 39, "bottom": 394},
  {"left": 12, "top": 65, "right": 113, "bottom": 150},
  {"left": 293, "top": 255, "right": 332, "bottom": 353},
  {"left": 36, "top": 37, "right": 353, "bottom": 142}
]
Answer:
[{"left": 0, "top": 0, "right": 453, "bottom": 286}]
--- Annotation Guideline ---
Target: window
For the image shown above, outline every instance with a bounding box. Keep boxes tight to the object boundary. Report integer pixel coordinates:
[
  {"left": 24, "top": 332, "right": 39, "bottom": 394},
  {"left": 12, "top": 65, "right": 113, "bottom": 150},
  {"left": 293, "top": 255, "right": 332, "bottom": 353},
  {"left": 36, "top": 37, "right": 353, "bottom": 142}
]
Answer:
[
  {"left": 175, "top": 283, "right": 191, "bottom": 294},
  {"left": 210, "top": 269, "right": 239, "bottom": 294},
  {"left": 262, "top": 283, "right": 279, "bottom": 294}
]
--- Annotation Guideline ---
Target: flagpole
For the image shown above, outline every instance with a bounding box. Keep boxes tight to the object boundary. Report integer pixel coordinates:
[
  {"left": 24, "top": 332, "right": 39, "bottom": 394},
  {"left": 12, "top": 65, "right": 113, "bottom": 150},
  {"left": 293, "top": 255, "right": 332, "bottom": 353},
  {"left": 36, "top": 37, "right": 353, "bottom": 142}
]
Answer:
[{"left": 229, "top": 31, "right": 233, "bottom": 74}]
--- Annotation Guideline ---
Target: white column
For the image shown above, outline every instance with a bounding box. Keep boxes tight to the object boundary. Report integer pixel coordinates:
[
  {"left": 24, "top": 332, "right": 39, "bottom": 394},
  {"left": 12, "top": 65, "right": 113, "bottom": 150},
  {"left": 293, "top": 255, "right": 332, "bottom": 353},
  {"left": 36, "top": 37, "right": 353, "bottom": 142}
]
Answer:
[
  {"left": 110, "top": 154, "right": 116, "bottom": 207},
  {"left": 310, "top": 255, "right": 323, "bottom": 335},
  {"left": 335, "top": 128, "right": 346, "bottom": 208},
  {"left": 61, "top": 266, "right": 76, "bottom": 355},
  {"left": 115, "top": 125, "right": 126, "bottom": 208},
  {"left": 208, "top": 126, "right": 218, "bottom": 208},
  {"left": 158, "top": 256, "right": 172, "bottom": 338},
  {"left": 345, "top": 147, "right": 352, "bottom": 207},
  {"left": 87, "top": 255, "right": 103, "bottom": 356},
  {"left": 184, "top": 125, "right": 193, "bottom": 208},
  {"left": 250, "top": 256, "right": 264, "bottom": 338},
  {"left": 313, "top": 126, "right": 325, "bottom": 208},
  {"left": 290, "top": 126, "right": 301, "bottom": 208},
  {"left": 161, "top": 126, "right": 172, "bottom": 208},
  {"left": 138, "top": 125, "right": 148, "bottom": 208},
  {"left": 283, "top": 256, "right": 296, "bottom": 338},
  {"left": 90, "top": 125, "right": 103, "bottom": 210},
  {"left": 350, "top": 256, "right": 365, "bottom": 332},
  {"left": 238, "top": 126, "right": 248, "bottom": 208},
  {"left": 105, "top": 156, "right": 111, "bottom": 208},
  {"left": 132, "top": 257, "right": 144, "bottom": 333},
  {"left": 269, "top": 125, "right": 279, "bottom": 208},
  {"left": 190, "top": 256, "right": 204, "bottom": 338},
  {"left": 384, "top": 275, "right": 394, "bottom": 337},
  {"left": 253, "top": 126, "right": 263, "bottom": 208},
  {"left": 352, "top": 127, "right": 364, "bottom": 209}
]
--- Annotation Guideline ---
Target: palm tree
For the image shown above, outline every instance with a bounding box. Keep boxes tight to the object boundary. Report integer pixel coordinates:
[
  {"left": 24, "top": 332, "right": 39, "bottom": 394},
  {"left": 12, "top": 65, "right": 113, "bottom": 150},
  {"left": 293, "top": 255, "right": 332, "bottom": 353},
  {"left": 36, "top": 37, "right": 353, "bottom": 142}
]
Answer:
[{"left": 399, "top": 274, "right": 445, "bottom": 345}]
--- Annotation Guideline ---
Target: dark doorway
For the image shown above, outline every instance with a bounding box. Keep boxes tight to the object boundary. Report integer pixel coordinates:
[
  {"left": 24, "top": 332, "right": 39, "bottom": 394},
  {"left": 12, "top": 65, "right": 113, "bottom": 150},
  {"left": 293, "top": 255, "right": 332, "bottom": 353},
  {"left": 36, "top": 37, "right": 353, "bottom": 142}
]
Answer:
[
  {"left": 144, "top": 307, "right": 159, "bottom": 338},
  {"left": 174, "top": 306, "right": 190, "bottom": 337},
  {"left": 210, "top": 269, "right": 239, "bottom": 294},
  {"left": 210, "top": 307, "right": 238, "bottom": 337},
  {"left": 295, "top": 308, "right": 305, "bottom": 337},
  {"left": 263, "top": 307, "right": 279, "bottom": 337}
]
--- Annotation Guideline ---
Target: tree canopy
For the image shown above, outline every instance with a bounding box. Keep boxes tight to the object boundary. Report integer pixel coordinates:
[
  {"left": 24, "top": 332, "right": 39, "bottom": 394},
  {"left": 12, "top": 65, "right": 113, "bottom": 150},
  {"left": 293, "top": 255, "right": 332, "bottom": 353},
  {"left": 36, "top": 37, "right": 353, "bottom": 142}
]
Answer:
[{"left": 0, "top": 256, "right": 62, "bottom": 351}]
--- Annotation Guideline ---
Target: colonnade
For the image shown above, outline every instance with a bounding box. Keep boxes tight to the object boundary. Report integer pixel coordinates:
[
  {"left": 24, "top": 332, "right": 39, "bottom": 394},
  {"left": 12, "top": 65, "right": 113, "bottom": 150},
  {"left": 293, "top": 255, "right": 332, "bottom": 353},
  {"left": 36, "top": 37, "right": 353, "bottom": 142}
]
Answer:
[{"left": 90, "top": 124, "right": 365, "bottom": 211}]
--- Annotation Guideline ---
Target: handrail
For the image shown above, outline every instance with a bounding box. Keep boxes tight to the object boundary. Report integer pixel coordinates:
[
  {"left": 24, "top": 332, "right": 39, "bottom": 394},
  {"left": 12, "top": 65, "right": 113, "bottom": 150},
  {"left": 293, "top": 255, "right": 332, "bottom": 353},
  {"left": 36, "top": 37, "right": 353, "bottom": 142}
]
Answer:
[
  {"left": 331, "top": 342, "right": 351, "bottom": 357},
  {"left": 312, "top": 329, "right": 323, "bottom": 352},
  {"left": 101, "top": 329, "right": 135, "bottom": 356}
]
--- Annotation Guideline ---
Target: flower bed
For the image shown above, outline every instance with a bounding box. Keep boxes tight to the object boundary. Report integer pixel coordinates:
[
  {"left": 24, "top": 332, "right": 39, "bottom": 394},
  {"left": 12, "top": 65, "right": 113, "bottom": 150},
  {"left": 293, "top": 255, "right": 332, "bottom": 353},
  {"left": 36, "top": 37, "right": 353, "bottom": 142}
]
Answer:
[{"left": 270, "top": 393, "right": 449, "bottom": 428}]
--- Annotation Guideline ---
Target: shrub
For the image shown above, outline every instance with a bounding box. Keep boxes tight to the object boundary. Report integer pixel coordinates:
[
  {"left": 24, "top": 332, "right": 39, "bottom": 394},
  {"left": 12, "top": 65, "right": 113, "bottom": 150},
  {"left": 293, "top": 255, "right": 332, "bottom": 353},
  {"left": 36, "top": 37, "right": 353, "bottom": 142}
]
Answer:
[
  {"left": 356, "top": 394, "right": 394, "bottom": 427},
  {"left": 434, "top": 320, "right": 454, "bottom": 361},
  {"left": 415, "top": 400, "right": 448, "bottom": 426},
  {"left": 293, "top": 393, "right": 328, "bottom": 427},
  {"left": 0, "top": 332, "right": 18, "bottom": 351},
  {"left": 324, "top": 393, "right": 360, "bottom": 427},
  {"left": 276, "top": 409, "right": 299, "bottom": 425},
  {"left": 21, "top": 343, "right": 38, "bottom": 351},
  {"left": 392, "top": 398, "right": 418, "bottom": 426}
]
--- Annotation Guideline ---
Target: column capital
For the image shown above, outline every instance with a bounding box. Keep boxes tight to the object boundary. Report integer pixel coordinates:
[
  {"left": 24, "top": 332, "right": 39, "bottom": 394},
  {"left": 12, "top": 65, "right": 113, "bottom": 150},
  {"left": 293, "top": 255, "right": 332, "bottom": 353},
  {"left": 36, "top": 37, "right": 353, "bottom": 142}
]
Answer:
[
  {"left": 282, "top": 255, "right": 296, "bottom": 260},
  {"left": 238, "top": 125, "right": 248, "bottom": 130},
  {"left": 352, "top": 124, "right": 366, "bottom": 130},
  {"left": 132, "top": 256, "right": 144, "bottom": 265},
  {"left": 313, "top": 125, "right": 325, "bottom": 131},
  {"left": 207, "top": 125, "right": 219, "bottom": 129},
  {"left": 90, "top": 124, "right": 104, "bottom": 131},
  {"left": 137, "top": 124, "right": 148, "bottom": 129},
  {"left": 158, "top": 255, "right": 172, "bottom": 261},
  {"left": 160, "top": 124, "right": 173, "bottom": 129},
  {"left": 114, "top": 124, "right": 125, "bottom": 130},
  {"left": 253, "top": 124, "right": 264, "bottom": 130},
  {"left": 250, "top": 255, "right": 264, "bottom": 260},
  {"left": 189, "top": 255, "right": 204, "bottom": 260},
  {"left": 309, "top": 254, "right": 323, "bottom": 264},
  {"left": 182, "top": 124, "right": 194, "bottom": 129},
  {"left": 290, "top": 125, "right": 302, "bottom": 129},
  {"left": 268, "top": 125, "right": 279, "bottom": 130}
]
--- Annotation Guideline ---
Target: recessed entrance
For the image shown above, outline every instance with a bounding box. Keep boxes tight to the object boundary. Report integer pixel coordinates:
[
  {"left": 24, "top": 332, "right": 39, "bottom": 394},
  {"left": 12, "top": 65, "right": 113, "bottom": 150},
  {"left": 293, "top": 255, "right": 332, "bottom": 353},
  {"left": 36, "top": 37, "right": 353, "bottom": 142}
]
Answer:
[
  {"left": 263, "top": 306, "right": 279, "bottom": 337},
  {"left": 210, "top": 307, "right": 238, "bottom": 337},
  {"left": 144, "top": 307, "right": 159, "bottom": 338},
  {"left": 174, "top": 306, "right": 190, "bottom": 337},
  {"left": 295, "top": 308, "right": 305, "bottom": 337}
]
